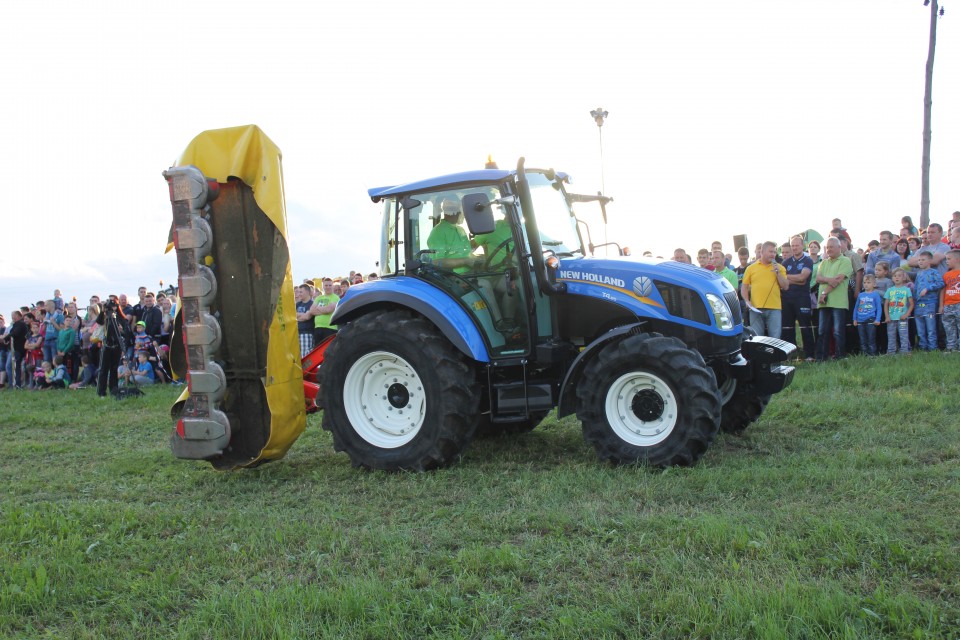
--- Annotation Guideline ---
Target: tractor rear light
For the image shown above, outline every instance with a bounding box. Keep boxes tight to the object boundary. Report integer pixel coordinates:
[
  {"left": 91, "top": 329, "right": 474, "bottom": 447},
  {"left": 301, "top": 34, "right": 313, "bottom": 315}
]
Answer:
[{"left": 163, "top": 165, "right": 231, "bottom": 460}]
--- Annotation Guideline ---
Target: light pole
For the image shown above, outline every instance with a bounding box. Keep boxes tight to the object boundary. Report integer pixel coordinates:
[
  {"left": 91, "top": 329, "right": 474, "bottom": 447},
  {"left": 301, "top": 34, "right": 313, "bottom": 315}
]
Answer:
[
  {"left": 920, "top": 0, "right": 945, "bottom": 229},
  {"left": 590, "top": 108, "right": 609, "bottom": 195},
  {"left": 590, "top": 108, "right": 609, "bottom": 252}
]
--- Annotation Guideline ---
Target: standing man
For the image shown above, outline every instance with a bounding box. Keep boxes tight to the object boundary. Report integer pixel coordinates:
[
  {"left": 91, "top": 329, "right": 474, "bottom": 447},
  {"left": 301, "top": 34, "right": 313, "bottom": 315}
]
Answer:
[
  {"left": 780, "top": 235, "right": 814, "bottom": 361},
  {"left": 741, "top": 241, "right": 789, "bottom": 338},
  {"left": 909, "top": 223, "right": 950, "bottom": 275},
  {"left": 42, "top": 299, "right": 64, "bottom": 366},
  {"left": 712, "top": 250, "right": 738, "bottom": 291},
  {"left": 865, "top": 230, "right": 901, "bottom": 275},
  {"left": 139, "top": 293, "right": 163, "bottom": 343},
  {"left": 815, "top": 237, "right": 854, "bottom": 361},
  {"left": 7, "top": 311, "right": 29, "bottom": 389},
  {"left": 834, "top": 231, "right": 864, "bottom": 354},
  {"left": 310, "top": 278, "right": 339, "bottom": 344},
  {"left": 294, "top": 284, "right": 315, "bottom": 356}
]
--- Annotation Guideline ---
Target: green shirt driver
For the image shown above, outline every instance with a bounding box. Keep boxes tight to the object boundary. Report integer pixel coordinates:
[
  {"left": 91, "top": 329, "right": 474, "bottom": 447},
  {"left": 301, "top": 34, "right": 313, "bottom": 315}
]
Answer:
[{"left": 427, "top": 199, "right": 476, "bottom": 274}]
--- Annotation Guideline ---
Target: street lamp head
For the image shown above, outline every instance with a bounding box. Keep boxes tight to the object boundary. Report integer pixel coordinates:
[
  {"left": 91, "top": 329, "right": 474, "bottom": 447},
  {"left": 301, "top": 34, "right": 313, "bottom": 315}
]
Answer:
[{"left": 590, "top": 108, "right": 609, "bottom": 127}]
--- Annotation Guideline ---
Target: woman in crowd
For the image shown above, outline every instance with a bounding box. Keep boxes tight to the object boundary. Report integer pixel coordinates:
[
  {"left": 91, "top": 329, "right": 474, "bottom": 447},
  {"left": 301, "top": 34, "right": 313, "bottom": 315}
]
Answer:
[
  {"left": 81, "top": 304, "right": 101, "bottom": 367},
  {"left": 807, "top": 240, "right": 822, "bottom": 335},
  {"left": 58, "top": 302, "right": 82, "bottom": 382},
  {"left": 159, "top": 297, "right": 174, "bottom": 347}
]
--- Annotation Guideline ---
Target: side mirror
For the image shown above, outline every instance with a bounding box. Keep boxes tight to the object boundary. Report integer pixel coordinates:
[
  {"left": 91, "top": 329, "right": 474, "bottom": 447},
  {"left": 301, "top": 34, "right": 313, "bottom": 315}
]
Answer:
[{"left": 461, "top": 193, "right": 495, "bottom": 235}]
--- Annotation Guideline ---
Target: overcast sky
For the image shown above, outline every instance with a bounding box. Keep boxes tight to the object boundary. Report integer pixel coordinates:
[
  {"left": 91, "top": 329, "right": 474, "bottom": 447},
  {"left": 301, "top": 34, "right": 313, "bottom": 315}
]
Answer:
[{"left": 2, "top": 0, "right": 957, "bottom": 316}]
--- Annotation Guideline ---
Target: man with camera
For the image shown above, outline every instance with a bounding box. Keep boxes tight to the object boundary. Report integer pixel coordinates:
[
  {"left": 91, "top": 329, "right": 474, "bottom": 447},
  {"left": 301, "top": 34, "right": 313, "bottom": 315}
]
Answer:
[{"left": 96, "top": 299, "right": 129, "bottom": 398}]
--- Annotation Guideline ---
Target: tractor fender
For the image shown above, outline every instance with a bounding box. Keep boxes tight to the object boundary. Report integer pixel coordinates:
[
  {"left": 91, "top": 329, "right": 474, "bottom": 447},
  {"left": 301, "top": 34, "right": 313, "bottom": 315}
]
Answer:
[
  {"left": 331, "top": 279, "right": 490, "bottom": 363},
  {"left": 556, "top": 322, "right": 645, "bottom": 418}
]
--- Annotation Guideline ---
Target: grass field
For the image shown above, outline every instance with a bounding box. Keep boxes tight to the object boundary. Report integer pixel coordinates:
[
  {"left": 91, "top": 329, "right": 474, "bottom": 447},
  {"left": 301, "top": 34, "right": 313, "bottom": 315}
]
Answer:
[{"left": 2, "top": 353, "right": 958, "bottom": 639}]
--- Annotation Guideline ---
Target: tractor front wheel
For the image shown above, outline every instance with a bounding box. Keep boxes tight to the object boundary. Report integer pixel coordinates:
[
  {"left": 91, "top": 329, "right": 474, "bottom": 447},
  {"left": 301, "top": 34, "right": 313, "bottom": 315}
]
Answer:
[
  {"left": 576, "top": 333, "right": 721, "bottom": 467},
  {"left": 718, "top": 377, "right": 770, "bottom": 434},
  {"left": 320, "top": 310, "right": 480, "bottom": 471}
]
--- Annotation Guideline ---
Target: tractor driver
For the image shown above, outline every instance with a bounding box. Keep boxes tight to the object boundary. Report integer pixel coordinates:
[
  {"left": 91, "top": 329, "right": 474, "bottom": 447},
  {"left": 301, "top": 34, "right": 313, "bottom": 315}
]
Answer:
[
  {"left": 427, "top": 199, "right": 475, "bottom": 273},
  {"left": 427, "top": 198, "right": 511, "bottom": 332}
]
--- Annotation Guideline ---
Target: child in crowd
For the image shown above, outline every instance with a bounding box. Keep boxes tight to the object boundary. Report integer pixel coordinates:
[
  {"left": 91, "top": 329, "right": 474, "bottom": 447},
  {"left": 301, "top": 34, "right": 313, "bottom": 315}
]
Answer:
[
  {"left": 873, "top": 261, "right": 893, "bottom": 297},
  {"left": 940, "top": 250, "right": 960, "bottom": 352},
  {"left": 36, "top": 361, "right": 54, "bottom": 389},
  {"left": 912, "top": 250, "right": 945, "bottom": 351},
  {"left": 873, "top": 260, "right": 893, "bottom": 353},
  {"left": 37, "top": 356, "right": 69, "bottom": 390},
  {"left": 133, "top": 321, "right": 152, "bottom": 352},
  {"left": 69, "top": 354, "right": 97, "bottom": 389},
  {"left": 24, "top": 323, "right": 44, "bottom": 389},
  {"left": 885, "top": 268, "right": 914, "bottom": 355},
  {"left": 853, "top": 274, "right": 883, "bottom": 356},
  {"left": 132, "top": 351, "right": 156, "bottom": 385}
]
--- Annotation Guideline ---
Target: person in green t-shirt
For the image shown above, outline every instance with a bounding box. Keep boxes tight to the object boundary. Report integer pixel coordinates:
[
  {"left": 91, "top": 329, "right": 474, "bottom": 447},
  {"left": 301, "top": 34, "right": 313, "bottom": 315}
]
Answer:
[
  {"left": 426, "top": 198, "right": 509, "bottom": 330},
  {"left": 310, "top": 277, "right": 339, "bottom": 343},
  {"left": 712, "top": 250, "right": 738, "bottom": 291},
  {"left": 814, "top": 237, "right": 854, "bottom": 360},
  {"left": 427, "top": 199, "right": 477, "bottom": 274}
]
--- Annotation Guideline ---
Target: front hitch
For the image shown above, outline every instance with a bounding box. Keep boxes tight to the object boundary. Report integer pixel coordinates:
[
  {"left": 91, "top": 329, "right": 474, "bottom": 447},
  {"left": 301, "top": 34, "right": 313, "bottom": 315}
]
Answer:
[{"left": 731, "top": 335, "right": 797, "bottom": 396}]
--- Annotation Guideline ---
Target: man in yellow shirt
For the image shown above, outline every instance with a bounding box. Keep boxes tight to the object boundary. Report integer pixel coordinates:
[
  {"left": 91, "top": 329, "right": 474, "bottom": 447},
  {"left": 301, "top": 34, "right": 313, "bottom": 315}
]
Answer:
[{"left": 740, "top": 241, "right": 789, "bottom": 338}]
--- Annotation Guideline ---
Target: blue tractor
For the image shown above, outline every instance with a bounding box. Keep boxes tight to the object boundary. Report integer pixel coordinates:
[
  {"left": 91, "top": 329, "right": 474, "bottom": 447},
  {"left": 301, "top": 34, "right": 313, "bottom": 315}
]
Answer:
[{"left": 320, "top": 157, "right": 796, "bottom": 470}]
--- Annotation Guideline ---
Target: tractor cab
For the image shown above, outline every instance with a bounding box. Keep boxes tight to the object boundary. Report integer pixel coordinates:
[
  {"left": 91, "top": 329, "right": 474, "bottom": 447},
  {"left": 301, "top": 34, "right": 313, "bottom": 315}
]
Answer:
[{"left": 369, "top": 162, "right": 580, "bottom": 362}]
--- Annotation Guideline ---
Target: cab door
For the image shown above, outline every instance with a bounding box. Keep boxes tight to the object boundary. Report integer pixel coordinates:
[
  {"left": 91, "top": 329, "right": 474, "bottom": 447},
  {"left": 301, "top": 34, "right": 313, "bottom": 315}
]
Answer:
[{"left": 403, "top": 189, "right": 531, "bottom": 358}]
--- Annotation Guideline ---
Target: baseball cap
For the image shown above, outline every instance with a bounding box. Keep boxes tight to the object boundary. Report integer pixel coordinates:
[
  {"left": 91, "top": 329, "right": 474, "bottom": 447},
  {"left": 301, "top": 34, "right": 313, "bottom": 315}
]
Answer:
[
  {"left": 440, "top": 198, "right": 460, "bottom": 215},
  {"left": 136, "top": 321, "right": 146, "bottom": 327}
]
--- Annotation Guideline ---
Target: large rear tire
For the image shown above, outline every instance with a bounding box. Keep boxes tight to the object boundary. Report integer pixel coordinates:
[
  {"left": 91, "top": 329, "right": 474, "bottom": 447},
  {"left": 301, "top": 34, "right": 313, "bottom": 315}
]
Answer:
[
  {"left": 320, "top": 310, "right": 480, "bottom": 471},
  {"left": 575, "top": 333, "right": 721, "bottom": 467}
]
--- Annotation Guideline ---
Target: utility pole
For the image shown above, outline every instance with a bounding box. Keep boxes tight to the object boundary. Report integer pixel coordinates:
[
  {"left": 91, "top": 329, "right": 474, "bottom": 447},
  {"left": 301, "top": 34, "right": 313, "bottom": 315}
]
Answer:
[{"left": 920, "top": 0, "right": 943, "bottom": 230}]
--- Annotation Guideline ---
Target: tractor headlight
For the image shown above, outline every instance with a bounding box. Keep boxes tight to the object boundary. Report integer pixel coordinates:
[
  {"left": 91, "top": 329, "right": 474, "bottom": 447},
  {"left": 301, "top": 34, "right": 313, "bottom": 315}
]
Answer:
[{"left": 706, "top": 293, "right": 734, "bottom": 330}]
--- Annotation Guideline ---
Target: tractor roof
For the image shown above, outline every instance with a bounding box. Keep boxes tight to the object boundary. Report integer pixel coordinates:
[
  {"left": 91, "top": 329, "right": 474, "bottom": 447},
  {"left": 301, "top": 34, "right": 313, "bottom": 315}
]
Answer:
[{"left": 368, "top": 169, "right": 513, "bottom": 202}]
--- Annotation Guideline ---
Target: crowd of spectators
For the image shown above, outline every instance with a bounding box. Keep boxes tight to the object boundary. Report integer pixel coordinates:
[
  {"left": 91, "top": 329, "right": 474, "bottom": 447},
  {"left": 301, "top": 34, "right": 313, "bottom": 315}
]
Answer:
[
  {"left": 0, "top": 287, "right": 176, "bottom": 395},
  {"left": 672, "top": 212, "right": 960, "bottom": 361},
  {"left": 4, "top": 214, "right": 958, "bottom": 393},
  {"left": 295, "top": 271, "right": 379, "bottom": 356}
]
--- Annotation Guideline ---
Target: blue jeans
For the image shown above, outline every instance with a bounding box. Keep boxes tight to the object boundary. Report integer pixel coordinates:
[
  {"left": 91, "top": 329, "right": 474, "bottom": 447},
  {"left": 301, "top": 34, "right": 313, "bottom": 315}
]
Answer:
[
  {"left": 816, "top": 307, "right": 847, "bottom": 360},
  {"left": 887, "top": 319, "right": 911, "bottom": 354},
  {"left": 749, "top": 308, "right": 782, "bottom": 339},
  {"left": 915, "top": 312, "right": 938, "bottom": 351},
  {"left": 42, "top": 340, "right": 58, "bottom": 366},
  {"left": 856, "top": 323, "right": 878, "bottom": 356},
  {"left": 0, "top": 350, "right": 9, "bottom": 382},
  {"left": 944, "top": 304, "right": 960, "bottom": 351}
]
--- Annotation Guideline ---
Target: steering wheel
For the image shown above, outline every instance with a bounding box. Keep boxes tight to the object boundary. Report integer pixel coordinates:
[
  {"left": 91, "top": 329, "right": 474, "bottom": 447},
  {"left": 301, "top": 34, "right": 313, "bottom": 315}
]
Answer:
[{"left": 483, "top": 237, "right": 514, "bottom": 270}]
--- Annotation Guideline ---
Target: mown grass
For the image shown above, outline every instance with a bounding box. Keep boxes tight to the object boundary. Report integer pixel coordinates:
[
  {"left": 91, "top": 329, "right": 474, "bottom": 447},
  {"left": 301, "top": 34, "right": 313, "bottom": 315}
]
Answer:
[{"left": 1, "top": 353, "right": 958, "bottom": 639}]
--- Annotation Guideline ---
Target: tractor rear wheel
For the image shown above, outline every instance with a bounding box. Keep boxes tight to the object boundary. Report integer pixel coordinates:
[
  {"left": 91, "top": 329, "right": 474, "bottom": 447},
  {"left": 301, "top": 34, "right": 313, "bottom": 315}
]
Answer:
[
  {"left": 320, "top": 310, "right": 480, "bottom": 471},
  {"left": 576, "top": 333, "right": 721, "bottom": 467}
]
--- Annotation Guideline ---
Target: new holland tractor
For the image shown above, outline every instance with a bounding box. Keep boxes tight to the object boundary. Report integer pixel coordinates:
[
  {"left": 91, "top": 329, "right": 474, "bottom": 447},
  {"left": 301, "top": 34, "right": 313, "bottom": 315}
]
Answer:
[{"left": 164, "top": 125, "right": 795, "bottom": 471}]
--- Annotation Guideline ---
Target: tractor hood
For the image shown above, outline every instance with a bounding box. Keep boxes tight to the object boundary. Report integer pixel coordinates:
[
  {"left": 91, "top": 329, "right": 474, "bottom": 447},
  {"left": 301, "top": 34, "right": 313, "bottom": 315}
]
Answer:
[{"left": 556, "top": 256, "right": 741, "bottom": 335}]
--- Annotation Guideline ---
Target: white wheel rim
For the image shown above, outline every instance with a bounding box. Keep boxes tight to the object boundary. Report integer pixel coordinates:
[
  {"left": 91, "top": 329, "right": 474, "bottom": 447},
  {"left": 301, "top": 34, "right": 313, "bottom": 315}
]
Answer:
[
  {"left": 718, "top": 377, "right": 737, "bottom": 405},
  {"left": 343, "top": 351, "right": 426, "bottom": 448},
  {"left": 604, "top": 371, "right": 677, "bottom": 447}
]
